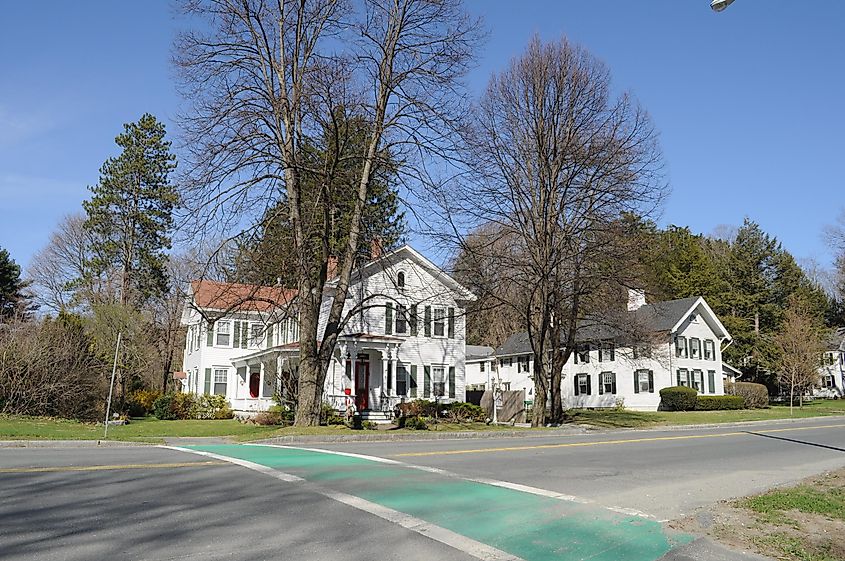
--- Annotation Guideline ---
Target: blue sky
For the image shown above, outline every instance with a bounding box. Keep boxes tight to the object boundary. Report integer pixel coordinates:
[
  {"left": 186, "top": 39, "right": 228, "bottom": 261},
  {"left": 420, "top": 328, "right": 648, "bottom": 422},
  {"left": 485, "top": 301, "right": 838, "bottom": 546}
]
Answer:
[{"left": 1, "top": 0, "right": 843, "bottom": 273}]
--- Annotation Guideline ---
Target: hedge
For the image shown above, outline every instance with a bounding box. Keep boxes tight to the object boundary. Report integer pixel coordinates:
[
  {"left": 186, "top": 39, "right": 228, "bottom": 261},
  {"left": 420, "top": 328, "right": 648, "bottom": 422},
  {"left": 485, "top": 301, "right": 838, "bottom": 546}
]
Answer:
[
  {"left": 695, "top": 395, "right": 745, "bottom": 410},
  {"left": 725, "top": 382, "right": 769, "bottom": 408},
  {"left": 659, "top": 386, "right": 698, "bottom": 411}
]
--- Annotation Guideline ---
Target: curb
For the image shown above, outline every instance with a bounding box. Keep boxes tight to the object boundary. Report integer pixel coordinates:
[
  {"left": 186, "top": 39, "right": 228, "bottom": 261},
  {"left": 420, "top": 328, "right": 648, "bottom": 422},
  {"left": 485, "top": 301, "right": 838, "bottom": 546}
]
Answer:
[
  {"left": 0, "top": 439, "right": 154, "bottom": 448},
  {"left": 254, "top": 426, "right": 592, "bottom": 445}
]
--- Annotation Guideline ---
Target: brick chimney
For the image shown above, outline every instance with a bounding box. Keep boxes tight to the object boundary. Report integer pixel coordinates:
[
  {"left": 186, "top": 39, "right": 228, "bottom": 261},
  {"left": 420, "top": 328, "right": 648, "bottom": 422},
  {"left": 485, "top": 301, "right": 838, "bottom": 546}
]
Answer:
[
  {"left": 627, "top": 288, "right": 646, "bottom": 311},
  {"left": 326, "top": 257, "right": 338, "bottom": 279},
  {"left": 370, "top": 238, "right": 383, "bottom": 260}
]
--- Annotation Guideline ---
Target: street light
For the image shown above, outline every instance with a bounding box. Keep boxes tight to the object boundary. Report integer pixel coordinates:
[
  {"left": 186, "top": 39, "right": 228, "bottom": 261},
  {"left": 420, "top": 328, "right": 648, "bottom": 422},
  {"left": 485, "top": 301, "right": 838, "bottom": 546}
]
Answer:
[{"left": 711, "top": 0, "right": 735, "bottom": 11}]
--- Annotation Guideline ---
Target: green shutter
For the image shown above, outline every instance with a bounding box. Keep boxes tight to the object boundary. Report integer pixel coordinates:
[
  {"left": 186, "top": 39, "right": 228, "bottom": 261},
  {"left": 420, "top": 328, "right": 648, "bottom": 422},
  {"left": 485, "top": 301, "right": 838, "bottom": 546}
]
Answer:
[
  {"left": 447, "top": 307, "right": 455, "bottom": 338},
  {"left": 585, "top": 374, "right": 591, "bottom": 395},
  {"left": 611, "top": 373, "right": 617, "bottom": 395},
  {"left": 708, "top": 371, "right": 716, "bottom": 394},
  {"left": 423, "top": 366, "right": 431, "bottom": 398},
  {"left": 574, "top": 374, "right": 580, "bottom": 396},
  {"left": 385, "top": 303, "right": 393, "bottom": 335},
  {"left": 204, "top": 368, "right": 212, "bottom": 394},
  {"left": 448, "top": 366, "right": 456, "bottom": 399},
  {"left": 633, "top": 371, "right": 640, "bottom": 394},
  {"left": 424, "top": 306, "right": 431, "bottom": 337},
  {"left": 233, "top": 321, "right": 241, "bottom": 348},
  {"left": 648, "top": 371, "right": 654, "bottom": 393},
  {"left": 410, "top": 305, "right": 418, "bottom": 336},
  {"left": 410, "top": 365, "right": 418, "bottom": 398},
  {"left": 241, "top": 322, "right": 248, "bottom": 348},
  {"left": 206, "top": 321, "right": 214, "bottom": 346},
  {"left": 598, "top": 373, "right": 604, "bottom": 395}
]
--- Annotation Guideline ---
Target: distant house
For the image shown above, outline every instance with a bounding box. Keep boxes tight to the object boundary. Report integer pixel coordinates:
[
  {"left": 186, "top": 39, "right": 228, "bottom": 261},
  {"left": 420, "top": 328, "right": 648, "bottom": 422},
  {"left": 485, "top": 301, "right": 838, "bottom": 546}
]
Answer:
[
  {"left": 465, "top": 345, "right": 496, "bottom": 391},
  {"left": 180, "top": 245, "right": 475, "bottom": 420},
  {"left": 494, "top": 292, "right": 732, "bottom": 411},
  {"left": 817, "top": 327, "right": 845, "bottom": 398},
  {"left": 722, "top": 363, "right": 743, "bottom": 384}
]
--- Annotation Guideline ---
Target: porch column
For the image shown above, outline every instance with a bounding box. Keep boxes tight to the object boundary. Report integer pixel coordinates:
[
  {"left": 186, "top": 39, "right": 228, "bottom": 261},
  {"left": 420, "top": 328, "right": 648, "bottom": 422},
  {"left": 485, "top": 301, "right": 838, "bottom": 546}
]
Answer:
[
  {"left": 382, "top": 349, "right": 391, "bottom": 397},
  {"left": 259, "top": 362, "right": 265, "bottom": 399}
]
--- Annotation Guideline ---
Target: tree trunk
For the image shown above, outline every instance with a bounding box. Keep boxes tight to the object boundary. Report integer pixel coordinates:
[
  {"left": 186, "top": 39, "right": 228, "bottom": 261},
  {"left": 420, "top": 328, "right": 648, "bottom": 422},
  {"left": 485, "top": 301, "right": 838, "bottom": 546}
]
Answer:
[
  {"left": 531, "top": 349, "right": 548, "bottom": 427},
  {"left": 293, "top": 291, "right": 323, "bottom": 427}
]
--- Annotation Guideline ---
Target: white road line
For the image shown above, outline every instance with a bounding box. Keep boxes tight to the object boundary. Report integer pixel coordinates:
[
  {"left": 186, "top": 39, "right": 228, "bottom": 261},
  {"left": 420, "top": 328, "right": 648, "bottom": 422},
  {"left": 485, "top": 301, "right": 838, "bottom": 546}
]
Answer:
[
  {"left": 256, "top": 443, "right": 661, "bottom": 520},
  {"left": 162, "top": 445, "right": 523, "bottom": 561}
]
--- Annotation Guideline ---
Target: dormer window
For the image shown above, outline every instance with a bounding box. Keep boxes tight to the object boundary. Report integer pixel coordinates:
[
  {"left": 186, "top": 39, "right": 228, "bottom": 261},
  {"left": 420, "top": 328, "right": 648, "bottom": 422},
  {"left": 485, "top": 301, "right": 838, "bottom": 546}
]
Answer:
[{"left": 397, "top": 271, "right": 405, "bottom": 288}]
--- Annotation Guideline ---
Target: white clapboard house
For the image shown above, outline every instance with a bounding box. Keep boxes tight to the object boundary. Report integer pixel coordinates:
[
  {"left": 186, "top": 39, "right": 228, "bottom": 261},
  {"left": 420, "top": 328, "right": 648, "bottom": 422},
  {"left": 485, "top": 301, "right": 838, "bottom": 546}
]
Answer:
[
  {"left": 817, "top": 327, "right": 845, "bottom": 398},
  {"left": 493, "top": 292, "right": 733, "bottom": 411},
  {"left": 180, "top": 245, "right": 475, "bottom": 420}
]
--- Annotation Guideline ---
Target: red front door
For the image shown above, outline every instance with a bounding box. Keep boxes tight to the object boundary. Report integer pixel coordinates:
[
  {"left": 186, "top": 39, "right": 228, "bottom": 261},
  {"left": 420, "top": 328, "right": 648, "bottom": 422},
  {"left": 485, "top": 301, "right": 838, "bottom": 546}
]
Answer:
[{"left": 355, "top": 361, "right": 370, "bottom": 410}]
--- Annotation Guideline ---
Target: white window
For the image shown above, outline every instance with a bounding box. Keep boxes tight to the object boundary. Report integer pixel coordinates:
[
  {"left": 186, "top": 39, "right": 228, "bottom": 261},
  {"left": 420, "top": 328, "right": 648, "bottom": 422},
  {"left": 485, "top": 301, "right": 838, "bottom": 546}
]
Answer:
[
  {"left": 600, "top": 372, "right": 615, "bottom": 394},
  {"left": 396, "top": 366, "right": 408, "bottom": 396},
  {"left": 708, "top": 370, "right": 716, "bottom": 394},
  {"left": 599, "top": 341, "right": 615, "bottom": 362},
  {"left": 432, "top": 308, "right": 446, "bottom": 337},
  {"left": 432, "top": 366, "right": 446, "bottom": 397},
  {"left": 501, "top": 382, "right": 511, "bottom": 391},
  {"left": 703, "top": 339, "right": 714, "bottom": 361},
  {"left": 480, "top": 361, "right": 486, "bottom": 373},
  {"left": 196, "top": 324, "right": 202, "bottom": 349},
  {"left": 575, "top": 373, "right": 590, "bottom": 396},
  {"left": 635, "top": 370, "right": 653, "bottom": 393},
  {"left": 517, "top": 355, "right": 530, "bottom": 373},
  {"left": 690, "top": 338, "right": 701, "bottom": 360},
  {"left": 677, "top": 368, "right": 690, "bottom": 387},
  {"left": 216, "top": 321, "right": 231, "bottom": 346},
  {"left": 692, "top": 369, "right": 703, "bottom": 392},
  {"left": 396, "top": 304, "right": 408, "bottom": 334},
  {"left": 397, "top": 271, "right": 405, "bottom": 288},
  {"left": 213, "top": 369, "right": 228, "bottom": 395},
  {"left": 187, "top": 326, "right": 194, "bottom": 353},
  {"left": 575, "top": 344, "right": 590, "bottom": 364},
  {"left": 250, "top": 323, "right": 263, "bottom": 347},
  {"left": 675, "top": 336, "right": 688, "bottom": 359}
]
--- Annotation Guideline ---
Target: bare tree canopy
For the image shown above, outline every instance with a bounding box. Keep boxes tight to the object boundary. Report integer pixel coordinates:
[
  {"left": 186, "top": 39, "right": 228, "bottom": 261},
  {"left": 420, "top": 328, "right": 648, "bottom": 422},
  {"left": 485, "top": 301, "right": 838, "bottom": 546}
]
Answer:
[
  {"left": 440, "top": 36, "right": 666, "bottom": 425},
  {"left": 772, "top": 296, "right": 827, "bottom": 414},
  {"left": 174, "top": 0, "right": 483, "bottom": 425}
]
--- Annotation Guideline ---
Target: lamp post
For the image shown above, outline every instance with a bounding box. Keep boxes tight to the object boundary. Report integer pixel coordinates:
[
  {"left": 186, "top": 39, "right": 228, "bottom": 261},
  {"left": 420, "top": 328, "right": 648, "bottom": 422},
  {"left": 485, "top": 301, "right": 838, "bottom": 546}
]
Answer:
[{"left": 710, "top": 0, "right": 735, "bottom": 12}]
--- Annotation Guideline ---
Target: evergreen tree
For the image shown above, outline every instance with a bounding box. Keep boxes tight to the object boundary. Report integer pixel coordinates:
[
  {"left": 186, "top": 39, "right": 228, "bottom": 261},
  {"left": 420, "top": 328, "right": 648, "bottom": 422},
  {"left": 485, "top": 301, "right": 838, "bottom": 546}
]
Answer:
[
  {"left": 83, "top": 114, "right": 178, "bottom": 306},
  {"left": 0, "top": 247, "right": 30, "bottom": 320}
]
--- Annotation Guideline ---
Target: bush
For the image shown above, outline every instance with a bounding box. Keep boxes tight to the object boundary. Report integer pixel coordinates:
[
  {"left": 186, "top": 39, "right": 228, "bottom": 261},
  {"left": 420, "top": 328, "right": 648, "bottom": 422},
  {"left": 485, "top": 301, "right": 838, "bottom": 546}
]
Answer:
[
  {"left": 659, "top": 386, "right": 699, "bottom": 411},
  {"left": 362, "top": 421, "right": 379, "bottom": 430},
  {"left": 252, "top": 411, "right": 283, "bottom": 425},
  {"left": 152, "top": 392, "right": 196, "bottom": 420},
  {"left": 696, "top": 395, "right": 745, "bottom": 410},
  {"left": 128, "top": 389, "right": 162, "bottom": 413},
  {"left": 321, "top": 402, "right": 345, "bottom": 425},
  {"left": 442, "top": 402, "right": 486, "bottom": 423},
  {"left": 126, "top": 401, "right": 147, "bottom": 418},
  {"left": 398, "top": 415, "right": 429, "bottom": 430},
  {"left": 193, "top": 394, "right": 234, "bottom": 420},
  {"left": 725, "top": 382, "right": 769, "bottom": 409}
]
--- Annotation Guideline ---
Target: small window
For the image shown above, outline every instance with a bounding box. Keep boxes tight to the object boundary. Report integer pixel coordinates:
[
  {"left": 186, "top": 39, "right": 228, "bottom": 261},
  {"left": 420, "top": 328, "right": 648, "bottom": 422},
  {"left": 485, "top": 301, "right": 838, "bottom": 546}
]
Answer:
[
  {"left": 249, "top": 324, "right": 263, "bottom": 347},
  {"left": 432, "top": 308, "right": 446, "bottom": 337},
  {"left": 635, "top": 370, "right": 653, "bottom": 393},
  {"left": 216, "top": 321, "right": 231, "bottom": 346},
  {"left": 703, "top": 339, "right": 714, "bottom": 361},
  {"left": 690, "top": 338, "right": 701, "bottom": 360},
  {"left": 575, "top": 373, "right": 590, "bottom": 396},
  {"left": 480, "top": 361, "right": 486, "bottom": 373},
  {"left": 213, "top": 368, "right": 228, "bottom": 395},
  {"left": 397, "top": 271, "right": 405, "bottom": 288},
  {"left": 396, "top": 366, "right": 408, "bottom": 396},
  {"left": 501, "top": 382, "right": 511, "bottom": 391},
  {"left": 396, "top": 304, "right": 408, "bottom": 334},
  {"left": 432, "top": 366, "right": 446, "bottom": 397},
  {"left": 675, "top": 336, "right": 688, "bottom": 359},
  {"left": 677, "top": 368, "right": 690, "bottom": 387},
  {"left": 600, "top": 372, "right": 616, "bottom": 395},
  {"left": 708, "top": 370, "right": 716, "bottom": 394},
  {"left": 599, "top": 341, "right": 615, "bottom": 362},
  {"left": 575, "top": 344, "right": 590, "bottom": 364},
  {"left": 517, "top": 355, "right": 530, "bottom": 373},
  {"left": 692, "top": 369, "right": 703, "bottom": 392}
]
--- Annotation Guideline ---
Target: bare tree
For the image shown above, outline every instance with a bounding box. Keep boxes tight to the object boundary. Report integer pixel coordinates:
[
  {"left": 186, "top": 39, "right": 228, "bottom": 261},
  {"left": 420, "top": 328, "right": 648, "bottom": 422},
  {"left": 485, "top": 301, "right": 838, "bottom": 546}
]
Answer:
[
  {"left": 175, "top": 0, "right": 481, "bottom": 425},
  {"left": 439, "top": 36, "right": 665, "bottom": 425},
  {"left": 772, "top": 297, "right": 826, "bottom": 414}
]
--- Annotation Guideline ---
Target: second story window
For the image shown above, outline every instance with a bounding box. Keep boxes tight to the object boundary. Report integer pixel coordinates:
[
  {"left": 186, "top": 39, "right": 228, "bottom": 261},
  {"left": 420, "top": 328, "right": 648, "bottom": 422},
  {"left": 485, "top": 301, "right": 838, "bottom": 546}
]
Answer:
[
  {"left": 397, "top": 271, "right": 405, "bottom": 288},
  {"left": 396, "top": 304, "right": 408, "bottom": 334},
  {"left": 675, "top": 336, "right": 688, "bottom": 359},
  {"left": 575, "top": 343, "right": 590, "bottom": 364},
  {"left": 690, "top": 338, "right": 701, "bottom": 359},
  {"left": 599, "top": 341, "right": 615, "bottom": 362},
  {"left": 433, "top": 308, "right": 446, "bottom": 337},
  {"left": 480, "top": 361, "right": 486, "bottom": 372},
  {"left": 517, "top": 355, "right": 530, "bottom": 373},
  {"left": 216, "top": 321, "right": 231, "bottom": 346},
  {"left": 249, "top": 324, "right": 263, "bottom": 347},
  {"left": 703, "top": 339, "right": 714, "bottom": 360}
]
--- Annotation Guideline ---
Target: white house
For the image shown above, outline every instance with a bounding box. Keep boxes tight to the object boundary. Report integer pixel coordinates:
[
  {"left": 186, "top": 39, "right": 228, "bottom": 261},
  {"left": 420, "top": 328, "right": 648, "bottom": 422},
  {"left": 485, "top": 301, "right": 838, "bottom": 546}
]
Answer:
[
  {"left": 817, "top": 327, "right": 845, "bottom": 398},
  {"left": 465, "top": 345, "right": 496, "bottom": 391},
  {"left": 180, "top": 245, "right": 476, "bottom": 420},
  {"left": 493, "top": 293, "right": 733, "bottom": 411}
]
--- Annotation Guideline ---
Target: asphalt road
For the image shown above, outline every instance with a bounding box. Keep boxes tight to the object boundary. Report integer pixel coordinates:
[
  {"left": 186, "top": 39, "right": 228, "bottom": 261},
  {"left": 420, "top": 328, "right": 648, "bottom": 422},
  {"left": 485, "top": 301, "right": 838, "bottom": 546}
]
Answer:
[
  {"left": 313, "top": 415, "right": 845, "bottom": 520},
  {"left": 2, "top": 416, "right": 842, "bottom": 561}
]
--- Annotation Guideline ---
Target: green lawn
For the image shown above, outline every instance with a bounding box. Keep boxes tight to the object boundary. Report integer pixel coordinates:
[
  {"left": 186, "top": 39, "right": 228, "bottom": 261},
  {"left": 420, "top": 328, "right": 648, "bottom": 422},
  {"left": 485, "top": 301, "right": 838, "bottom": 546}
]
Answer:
[{"left": 567, "top": 399, "right": 845, "bottom": 429}]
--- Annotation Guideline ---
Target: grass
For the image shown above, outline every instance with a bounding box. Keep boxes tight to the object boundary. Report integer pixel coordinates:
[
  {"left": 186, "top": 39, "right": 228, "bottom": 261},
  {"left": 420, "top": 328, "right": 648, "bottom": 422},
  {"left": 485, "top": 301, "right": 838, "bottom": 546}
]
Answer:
[
  {"left": 567, "top": 399, "right": 845, "bottom": 429},
  {"left": 743, "top": 484, "right": 845, "bottom": 522}
]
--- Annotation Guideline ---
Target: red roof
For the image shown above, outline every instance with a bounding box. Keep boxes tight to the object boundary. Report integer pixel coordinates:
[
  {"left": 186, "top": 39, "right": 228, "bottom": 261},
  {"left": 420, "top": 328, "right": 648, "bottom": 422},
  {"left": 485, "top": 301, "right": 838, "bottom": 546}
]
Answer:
[{"left": 190, "top": 280, "right": 296, "bottom": 312}]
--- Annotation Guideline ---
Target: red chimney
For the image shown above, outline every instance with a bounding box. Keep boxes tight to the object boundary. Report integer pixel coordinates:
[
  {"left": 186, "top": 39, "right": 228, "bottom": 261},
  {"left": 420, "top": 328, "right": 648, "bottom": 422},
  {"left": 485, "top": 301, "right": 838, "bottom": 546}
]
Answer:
[{"left": 370, "top": 238, "right": 383, "bottom": 260}]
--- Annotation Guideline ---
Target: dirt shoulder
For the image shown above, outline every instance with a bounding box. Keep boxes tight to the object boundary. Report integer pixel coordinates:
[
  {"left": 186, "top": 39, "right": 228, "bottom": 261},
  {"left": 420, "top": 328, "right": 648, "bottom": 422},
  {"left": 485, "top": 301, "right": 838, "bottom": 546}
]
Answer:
[{"left": 670, "top": 468, "right": 845, "bottom": 561}]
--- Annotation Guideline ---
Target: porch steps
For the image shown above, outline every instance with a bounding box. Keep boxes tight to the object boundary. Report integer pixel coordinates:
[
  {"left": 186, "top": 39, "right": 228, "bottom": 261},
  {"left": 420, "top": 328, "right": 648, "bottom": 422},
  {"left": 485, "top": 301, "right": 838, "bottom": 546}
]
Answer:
[{"left": 359, "top": 410, "right": 394, "bottom": 424}]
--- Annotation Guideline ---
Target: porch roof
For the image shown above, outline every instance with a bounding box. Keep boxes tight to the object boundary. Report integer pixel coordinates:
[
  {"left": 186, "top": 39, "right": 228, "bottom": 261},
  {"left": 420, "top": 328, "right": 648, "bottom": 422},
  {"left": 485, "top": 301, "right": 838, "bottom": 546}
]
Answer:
[{"left": 231, "top": 343, "right": 299, "bottom": 367}]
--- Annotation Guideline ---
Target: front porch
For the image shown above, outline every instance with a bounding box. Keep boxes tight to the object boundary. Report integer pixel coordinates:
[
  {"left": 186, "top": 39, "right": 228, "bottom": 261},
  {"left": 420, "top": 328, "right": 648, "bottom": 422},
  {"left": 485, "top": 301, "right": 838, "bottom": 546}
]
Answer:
[{"left": 231, "top": 344, "right": 299, "bottom": 415}]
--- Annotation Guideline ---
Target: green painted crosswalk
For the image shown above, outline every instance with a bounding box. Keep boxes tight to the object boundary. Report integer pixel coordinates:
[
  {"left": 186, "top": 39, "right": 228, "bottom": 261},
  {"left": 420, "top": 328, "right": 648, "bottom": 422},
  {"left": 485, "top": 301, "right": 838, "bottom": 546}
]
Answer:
[{"left": 187, "top": 444, "right": 692, "bottom": 561}]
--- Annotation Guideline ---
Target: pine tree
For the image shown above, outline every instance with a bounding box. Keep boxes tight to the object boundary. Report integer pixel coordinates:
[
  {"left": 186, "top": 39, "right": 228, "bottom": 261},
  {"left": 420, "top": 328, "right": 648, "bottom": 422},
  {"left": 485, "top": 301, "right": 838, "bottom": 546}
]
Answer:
[
  {"left": 82, "top": 114, "right": 178, "bottom": 306},
  {"left": 0, "top": 247, "right": 29, "bottom": 320}
]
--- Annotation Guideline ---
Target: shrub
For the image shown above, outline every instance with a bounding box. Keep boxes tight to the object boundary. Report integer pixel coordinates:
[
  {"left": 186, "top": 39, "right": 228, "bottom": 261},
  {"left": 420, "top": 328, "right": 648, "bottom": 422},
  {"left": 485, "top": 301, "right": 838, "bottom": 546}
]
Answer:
[
  {"left": 696, "top": 395, "right": 745, "bottom": 410},
  {"left": 252, "top": 411, "right": 283, "bottom": 425},
  {"left": 398, "top": 415, "right": 429, "bottom": 430},
  {"left": 321, "top": 402, "right": 345, "bottom": 425},
  {"left": 128, "top": 389, "right": 162, "bottom": 413},
  {"left": 659, "top": 386, "right": 699, "bottom": 411},
  {"left": 126, "top": 401, "right": 147, "bottom": 418},
  {"left": 443, "top": 402, "right": 486, "bottom": 423},
  {"left": 152, "top": 392, "right": 196, "bottom": 420},
  {"left": 193, "top": 394, "right": 234, "bottom": 420},
  {"left": 397, "top": 399, "right": 438, "bottom": 418},
  {"left": 362, "top": 421, "right": 379, "bottom": 430},
  {"left": 725, "top": 382, "right": 769, "bottom": 409}
]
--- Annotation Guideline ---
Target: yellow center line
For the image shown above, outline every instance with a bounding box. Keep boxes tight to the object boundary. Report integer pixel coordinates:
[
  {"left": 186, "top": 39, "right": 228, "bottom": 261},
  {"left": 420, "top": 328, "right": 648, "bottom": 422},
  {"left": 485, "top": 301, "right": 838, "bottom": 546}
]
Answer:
[
  {"left": 394, "top": 422, "right": 845, "bottom": 457},
  {"left": 0, "top": 460, "right": 226, "bottom": 474}
]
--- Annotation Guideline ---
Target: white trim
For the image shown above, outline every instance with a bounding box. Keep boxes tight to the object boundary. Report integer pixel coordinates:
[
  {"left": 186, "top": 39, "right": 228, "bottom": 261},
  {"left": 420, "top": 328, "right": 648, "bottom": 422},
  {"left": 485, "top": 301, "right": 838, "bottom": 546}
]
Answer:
[{"left": 670, "top": 297, "right": 732, "bottom": 341}]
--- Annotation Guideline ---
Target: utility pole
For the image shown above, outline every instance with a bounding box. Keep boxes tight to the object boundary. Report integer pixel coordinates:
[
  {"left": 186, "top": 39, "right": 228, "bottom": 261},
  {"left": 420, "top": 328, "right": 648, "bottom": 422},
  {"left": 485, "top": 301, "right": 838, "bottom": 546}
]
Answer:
[{"left": 103, "top": 331, "right": 122, "bottom": 439}]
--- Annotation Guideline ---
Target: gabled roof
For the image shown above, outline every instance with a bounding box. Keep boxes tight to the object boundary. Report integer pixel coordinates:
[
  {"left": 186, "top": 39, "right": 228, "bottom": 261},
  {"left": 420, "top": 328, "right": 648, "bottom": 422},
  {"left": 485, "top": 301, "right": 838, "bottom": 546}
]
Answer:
[
  {"left": 466, "top": 345, "right": 495, "bottom": 361},
  {"left": 495, "top": 296, "right": 731, "bottom": 357},
  {"left": 325, "top": 245, "right": 476, "bottom": 302},
  {"left": 826, "top": 327, "right": 845, "bottom": 351},
  {"left": 190, "top": 280, "right": 296, "bottom": 312}
]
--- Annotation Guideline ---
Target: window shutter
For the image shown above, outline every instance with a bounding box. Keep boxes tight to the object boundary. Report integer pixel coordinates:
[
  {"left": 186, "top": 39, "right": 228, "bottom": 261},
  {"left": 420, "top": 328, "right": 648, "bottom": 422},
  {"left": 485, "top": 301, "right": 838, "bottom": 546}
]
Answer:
[
  {"left": 648, "top": 371, "right": 654, "bottom": 393},
  {"left": 410, "top": 305, "right": 418, "bottom": 336},
  {"left": 574, "top": 375, "right": 580, "bottom": 396},
  {"left": 677, "top": 371, "right": 682, "bottom": 386},
  {"left": 233, "top": 321, "right": 241, "bottom": 348},
  {"left": 385, "top": 303, "right": 393, "bottom": 335},
  {"left": 611, "top": 373, "right": 617, "bottom": 395},
  {"left": 204, "top": 368, "right": 212, "bottom": 394},
  {"left": 266, "top": 324, "right": 274, "bottom": 349},
  {"left": 586, "top": 374, "right": 592, "bottom": 395},
  {"left": 424, "top": 366, "right": 431, "bottom": 398},
  {"left": 206, "top": 322, "right": 214, "bottom": 346},
  {"left": 708, "top": 371, "right": 715, "bottom": 394},
  {"left": 448, "top": 366, "right": 456, "bottom": 399},
  {"left": 410, "top": 365, "right": 418, "bottom": 398},
  {"left": 598, "top": 375, "right": 604, "bottom": 395},
  {"left": 447, "top": 308, "right": 455, "bottom": 338},
  {"left": 241, "top": 322, "right": 248, "bottom": 348},
  {"left": 609, "top": 345, "right": 615, "bottom": 362},
  {"left": 424, "top": 306, "right": 431, "bottom": 337},
  {"left": 634, "top": 372, "right": 640, "bottom": 394}
]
